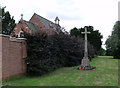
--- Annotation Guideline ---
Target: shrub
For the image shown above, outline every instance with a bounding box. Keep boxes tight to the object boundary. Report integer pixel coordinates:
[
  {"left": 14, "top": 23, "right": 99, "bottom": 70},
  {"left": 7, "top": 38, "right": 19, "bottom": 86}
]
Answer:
[{"left": 25, "top": 31, "right": 95, "bottom": 75}]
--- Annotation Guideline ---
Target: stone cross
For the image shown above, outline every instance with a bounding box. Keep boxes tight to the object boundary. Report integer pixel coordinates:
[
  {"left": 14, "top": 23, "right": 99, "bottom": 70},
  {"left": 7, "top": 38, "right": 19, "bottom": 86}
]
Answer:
[{"left": 81, "top": 27, "right": 90, "bottom": 67}]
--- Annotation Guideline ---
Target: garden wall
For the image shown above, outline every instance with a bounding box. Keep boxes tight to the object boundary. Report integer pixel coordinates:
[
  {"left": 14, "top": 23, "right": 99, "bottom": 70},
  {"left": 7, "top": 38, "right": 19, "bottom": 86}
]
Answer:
[{"left": 0, "top": 34, "right": 27, "bottom": 81}]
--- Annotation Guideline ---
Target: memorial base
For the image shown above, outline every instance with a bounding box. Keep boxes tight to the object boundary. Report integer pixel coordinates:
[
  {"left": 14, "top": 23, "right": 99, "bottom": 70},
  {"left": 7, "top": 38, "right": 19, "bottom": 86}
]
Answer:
[
  {"left": 77, "top": 58, "right": 96, "bottom": 70},
  {"left": 81, "top": 58, "right": 90, "bottom": 67},
  {"left": 77, "top": 66, "right": 96, "bottom": 70}
]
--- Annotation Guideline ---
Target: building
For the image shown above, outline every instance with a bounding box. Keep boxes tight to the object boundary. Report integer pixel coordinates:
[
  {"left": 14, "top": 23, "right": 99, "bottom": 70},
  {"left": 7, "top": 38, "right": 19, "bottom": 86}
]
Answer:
[{"left": 11, "top": 13, "right": 61, "bottom": 37}]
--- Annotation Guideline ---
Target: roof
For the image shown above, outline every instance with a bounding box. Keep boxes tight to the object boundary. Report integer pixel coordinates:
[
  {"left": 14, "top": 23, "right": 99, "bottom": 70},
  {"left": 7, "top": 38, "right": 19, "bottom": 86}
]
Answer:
[
  {"left": 34, "top": 13, "right": 58, "bottom": 30},
  {"left": 24, "top": 21, "right": 39, "bottom": 32}
]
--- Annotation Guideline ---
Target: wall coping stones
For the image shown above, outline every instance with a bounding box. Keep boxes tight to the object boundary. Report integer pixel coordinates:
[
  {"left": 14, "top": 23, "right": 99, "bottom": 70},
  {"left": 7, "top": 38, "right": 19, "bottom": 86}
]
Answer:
[{"left": 0, "top": 34, "right": 27, "bottom": 43}]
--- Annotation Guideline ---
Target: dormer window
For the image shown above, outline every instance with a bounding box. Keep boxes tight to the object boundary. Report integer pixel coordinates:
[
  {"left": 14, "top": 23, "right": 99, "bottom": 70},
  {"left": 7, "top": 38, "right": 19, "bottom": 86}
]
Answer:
[{"left": 18, "top": 31, "right": 24, "bottom": 38}]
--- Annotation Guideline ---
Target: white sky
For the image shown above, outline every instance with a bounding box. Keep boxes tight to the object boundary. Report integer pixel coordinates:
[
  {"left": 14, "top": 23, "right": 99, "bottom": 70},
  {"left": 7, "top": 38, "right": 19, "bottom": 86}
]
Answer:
[{"left": 1, "top": 0, "right": 119, "bottom": 49}]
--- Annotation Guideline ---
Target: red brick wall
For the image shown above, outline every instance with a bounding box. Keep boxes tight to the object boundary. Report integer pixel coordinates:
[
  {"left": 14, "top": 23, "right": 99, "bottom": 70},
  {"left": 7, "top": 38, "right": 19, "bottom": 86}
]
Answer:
[
  {"left": 0, "top": 35, "right": 2, "bottom": 81},
  {"left": 0, "top": 34, "right": 27, "bottom": 81}
]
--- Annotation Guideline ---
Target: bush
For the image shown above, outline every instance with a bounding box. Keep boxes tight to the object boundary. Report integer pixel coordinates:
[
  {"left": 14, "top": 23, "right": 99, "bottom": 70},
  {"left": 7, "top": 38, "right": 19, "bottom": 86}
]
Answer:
[{"left": 25, "top": 31, "right": 95, "bottom": 75}]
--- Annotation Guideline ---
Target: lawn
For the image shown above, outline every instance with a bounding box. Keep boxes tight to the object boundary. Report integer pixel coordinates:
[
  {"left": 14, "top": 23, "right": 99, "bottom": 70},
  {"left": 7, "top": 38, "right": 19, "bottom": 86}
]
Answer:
[{"left": 2, "top": 56, "right": 118, "bottom": 86}]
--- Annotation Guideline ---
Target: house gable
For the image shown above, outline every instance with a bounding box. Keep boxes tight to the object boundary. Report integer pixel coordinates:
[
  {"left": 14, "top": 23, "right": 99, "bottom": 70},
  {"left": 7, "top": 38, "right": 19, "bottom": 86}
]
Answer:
[
  {"left": 29, "top": 13, "right": 59, "bottom": 34},
  {"left": 29, "top": 13, "right": 48, "bottom": 33},
  {"left": 12, "top": 20, "right": 31, "bottom": 37}
]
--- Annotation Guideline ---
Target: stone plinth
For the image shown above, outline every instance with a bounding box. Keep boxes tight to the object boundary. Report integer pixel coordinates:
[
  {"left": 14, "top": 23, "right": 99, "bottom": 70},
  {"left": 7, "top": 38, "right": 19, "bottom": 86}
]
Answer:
[{"left": 81, "top": 58, "right": 90, "bottom": 67}]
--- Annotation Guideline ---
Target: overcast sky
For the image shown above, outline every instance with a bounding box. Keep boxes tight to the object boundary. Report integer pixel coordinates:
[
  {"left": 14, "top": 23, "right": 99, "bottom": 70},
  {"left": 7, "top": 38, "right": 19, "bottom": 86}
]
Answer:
[{"left": 1, "top": 0, "right": 119, "bottom": 49}]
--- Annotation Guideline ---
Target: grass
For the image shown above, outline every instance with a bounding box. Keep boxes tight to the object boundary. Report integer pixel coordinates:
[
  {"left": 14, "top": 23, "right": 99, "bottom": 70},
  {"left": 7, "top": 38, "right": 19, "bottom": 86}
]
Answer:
[{"left": 2, "top": 56, "right": 118, "bottom": 86}]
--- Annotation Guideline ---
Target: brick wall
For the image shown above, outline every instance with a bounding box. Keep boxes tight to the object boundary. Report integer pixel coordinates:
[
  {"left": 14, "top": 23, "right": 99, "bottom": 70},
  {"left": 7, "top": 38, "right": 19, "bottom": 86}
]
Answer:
[
  {"left": 0, "top": 34, "right": 27, "bottom": 81},
  {"left": 0, "top": 35, "right": 2, "bottom": 81}
]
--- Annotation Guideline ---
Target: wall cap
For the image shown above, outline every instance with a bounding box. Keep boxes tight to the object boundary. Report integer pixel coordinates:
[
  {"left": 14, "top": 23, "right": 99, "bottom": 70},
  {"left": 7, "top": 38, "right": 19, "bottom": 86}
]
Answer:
[
  {"left": 9, "top": 38, "right": 22, "bottom": 43},
  {"left": 0, "top": 34, "right": 10, "bottom": 37},
  {"left": 16, "top": 38, "right": 27, "bottom": 40}
]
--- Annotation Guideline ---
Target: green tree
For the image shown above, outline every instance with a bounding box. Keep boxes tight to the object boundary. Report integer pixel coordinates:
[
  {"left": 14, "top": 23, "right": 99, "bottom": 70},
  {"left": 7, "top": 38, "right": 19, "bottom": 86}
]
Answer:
[
  {"left": 0, "top": 6, "right": 16, "bottom": 35},
  {"left": 97, "top": 48, "right": 106, "bottom": 56},
  {"left": 70, "top": 26, "right": 103, "bottom": 54},
  {"left": 70, "top": 27, "right": 80, "bottom": 37},
  {"left": 105, "top": 21, "right": 120, "bottom": 58}
]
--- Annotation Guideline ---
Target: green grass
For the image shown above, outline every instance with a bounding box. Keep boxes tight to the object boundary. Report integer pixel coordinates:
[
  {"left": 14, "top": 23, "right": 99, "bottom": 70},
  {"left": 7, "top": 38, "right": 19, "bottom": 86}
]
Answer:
[{"left": 2, "top": 56, "right": 118, "bottom": 86}]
